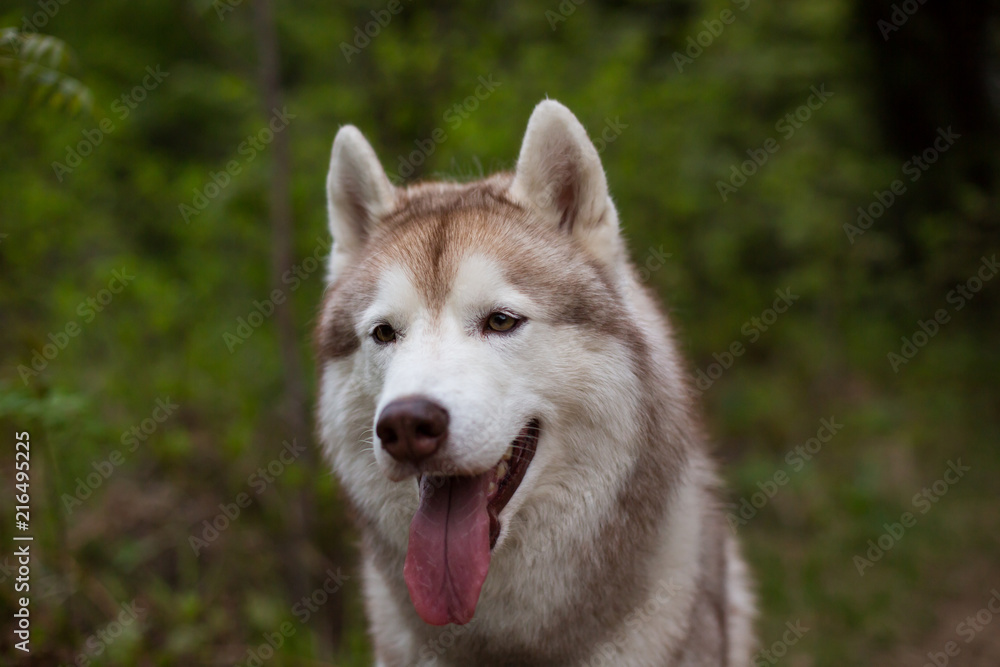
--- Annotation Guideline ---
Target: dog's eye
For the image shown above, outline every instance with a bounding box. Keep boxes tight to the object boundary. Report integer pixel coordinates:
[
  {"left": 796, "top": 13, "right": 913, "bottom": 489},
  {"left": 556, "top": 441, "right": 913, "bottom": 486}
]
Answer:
[
  {"left": 372, "top": 324, "right": 397, "bottom": 344},
  {"left": 485, "top": 312, "right": 519, "bottom": 333}
]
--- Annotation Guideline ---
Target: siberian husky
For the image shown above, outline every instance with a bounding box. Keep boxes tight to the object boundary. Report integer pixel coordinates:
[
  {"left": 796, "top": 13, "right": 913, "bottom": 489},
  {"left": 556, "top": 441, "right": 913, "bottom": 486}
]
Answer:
[{"left": 315, "top": 100, "right": 755, "bottom": 665}]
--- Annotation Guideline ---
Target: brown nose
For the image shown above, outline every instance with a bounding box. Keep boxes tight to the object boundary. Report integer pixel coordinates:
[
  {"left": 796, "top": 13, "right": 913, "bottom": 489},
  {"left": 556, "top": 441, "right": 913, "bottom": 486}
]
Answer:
[{"left": 376, "top": 397, "right": 449, "bottom": 463}]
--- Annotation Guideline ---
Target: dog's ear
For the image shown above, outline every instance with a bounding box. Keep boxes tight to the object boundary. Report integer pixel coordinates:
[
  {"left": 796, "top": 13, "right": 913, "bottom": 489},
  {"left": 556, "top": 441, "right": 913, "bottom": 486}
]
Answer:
[
  {"left": 326, "top": 126, "right": 396, "bottom": 270},
  {"left": 509, "top": 100, "right": 623, "bottom": 265}
]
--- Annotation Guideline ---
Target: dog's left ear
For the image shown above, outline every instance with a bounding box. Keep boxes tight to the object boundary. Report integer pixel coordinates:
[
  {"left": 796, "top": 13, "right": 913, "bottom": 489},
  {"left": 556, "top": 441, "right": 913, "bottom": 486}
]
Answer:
[
  {"left": 326, "top": 125, "right": 396, "bottom": 277},
  {"left": 509, "top": 100, "right": 623, "bottom": 266}
]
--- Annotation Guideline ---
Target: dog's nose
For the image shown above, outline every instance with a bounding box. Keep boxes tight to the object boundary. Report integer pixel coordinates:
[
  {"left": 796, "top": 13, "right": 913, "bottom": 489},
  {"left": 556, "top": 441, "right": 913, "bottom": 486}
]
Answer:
[{"left": 376, "top": 397, "right": 449, "bottom": 463}]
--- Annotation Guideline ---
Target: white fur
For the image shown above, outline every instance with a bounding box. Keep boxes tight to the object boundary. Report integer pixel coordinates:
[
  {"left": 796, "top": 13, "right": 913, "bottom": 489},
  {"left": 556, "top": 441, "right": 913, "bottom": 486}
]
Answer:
[
  {"left": 366, "top": 256, "right": 544, "bottom": 483},
  {"left": 509, "top": 100, "right": 627, "bottom": 267},
  {"left": 318, "top": 100, "right": 756, "bottom": 666},
  {"left": 326, "top": 125, "right": 397, "bottom": 279}
]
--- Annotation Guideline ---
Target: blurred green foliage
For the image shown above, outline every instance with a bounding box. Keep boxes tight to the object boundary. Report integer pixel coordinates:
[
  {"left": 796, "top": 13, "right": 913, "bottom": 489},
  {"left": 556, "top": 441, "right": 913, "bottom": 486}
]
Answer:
[{"left": 1, "top": 0, "right": 998, "bottom": 664}]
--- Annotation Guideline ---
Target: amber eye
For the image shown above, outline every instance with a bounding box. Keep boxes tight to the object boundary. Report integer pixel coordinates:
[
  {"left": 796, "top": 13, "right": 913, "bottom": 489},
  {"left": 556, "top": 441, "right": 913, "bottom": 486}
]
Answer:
[
  {"left": 485, "top": 312, "right": 519, "bottom": 333},
  {"left": 372, "top": 324, "right": 396, "bottom": 344}
]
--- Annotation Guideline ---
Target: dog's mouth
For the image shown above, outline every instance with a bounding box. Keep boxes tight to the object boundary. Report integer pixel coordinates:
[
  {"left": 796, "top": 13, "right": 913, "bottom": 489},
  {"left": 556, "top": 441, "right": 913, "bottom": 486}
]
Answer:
[
  {"left": 403, "top": 419, "right": 540, "bottom": 626},
  {"left": 485, "top": 419, "right": 540, "bottom": 548}
]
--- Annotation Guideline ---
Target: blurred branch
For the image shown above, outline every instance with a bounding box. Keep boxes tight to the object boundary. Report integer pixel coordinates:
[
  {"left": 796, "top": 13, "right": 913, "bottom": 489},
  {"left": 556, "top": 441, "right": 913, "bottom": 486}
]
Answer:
[{"left": 0, "top": 28, "right": 93, "bottom": 116}]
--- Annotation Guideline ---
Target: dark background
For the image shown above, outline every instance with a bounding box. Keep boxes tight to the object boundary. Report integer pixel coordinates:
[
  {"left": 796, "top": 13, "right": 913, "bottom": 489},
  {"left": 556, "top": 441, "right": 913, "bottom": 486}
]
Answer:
[{"left": 1, "top": 0, "right": 999, "bottom": 664}]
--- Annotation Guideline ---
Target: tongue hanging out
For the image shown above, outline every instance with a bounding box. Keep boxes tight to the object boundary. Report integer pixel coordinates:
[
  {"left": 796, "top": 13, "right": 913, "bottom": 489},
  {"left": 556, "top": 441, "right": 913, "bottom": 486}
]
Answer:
[
  {"left": 401, "top": 420, "right": 541, "bottom": 626},
  {"left": 404, "top": 473, "right": 492, "bottom": 626}
]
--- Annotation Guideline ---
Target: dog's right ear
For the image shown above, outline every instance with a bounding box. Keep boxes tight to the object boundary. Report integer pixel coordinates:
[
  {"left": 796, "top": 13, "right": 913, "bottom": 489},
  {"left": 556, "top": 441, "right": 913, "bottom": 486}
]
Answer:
[
  {"left": 509, "top": 100, "right": 624, "bottom": 268},
  {"left": 326, "top": 126, "right": 396, "bottom": 273}
]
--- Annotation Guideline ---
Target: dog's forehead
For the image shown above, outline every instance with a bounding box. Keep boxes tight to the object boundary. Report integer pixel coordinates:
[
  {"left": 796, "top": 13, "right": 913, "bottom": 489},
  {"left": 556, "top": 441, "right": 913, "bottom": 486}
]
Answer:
[
  {"left": 315, "top": 181, "right": 627, "bottom": 361},
  {"left": 367, "top": 250, "right": 526, "bottom": 318},
  {"left": 370, "top": 205, "right": 534, "bottom": 310}
]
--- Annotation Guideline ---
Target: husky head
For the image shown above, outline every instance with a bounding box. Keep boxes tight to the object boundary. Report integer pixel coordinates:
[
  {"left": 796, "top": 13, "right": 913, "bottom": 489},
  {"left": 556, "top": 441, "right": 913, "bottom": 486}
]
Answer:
[{"left": 316, "top": 101, "right": 657, "bottom": 628}]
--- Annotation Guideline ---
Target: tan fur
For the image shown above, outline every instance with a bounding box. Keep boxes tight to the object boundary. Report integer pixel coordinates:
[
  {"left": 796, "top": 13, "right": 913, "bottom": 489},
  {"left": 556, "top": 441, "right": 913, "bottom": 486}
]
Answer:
[{"left": 315, "top": 100, "right": 755, "bottom": 665}]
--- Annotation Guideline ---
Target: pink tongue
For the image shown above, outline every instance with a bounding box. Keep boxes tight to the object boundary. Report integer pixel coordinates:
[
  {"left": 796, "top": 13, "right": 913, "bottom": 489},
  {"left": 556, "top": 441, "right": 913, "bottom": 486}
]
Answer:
[{"left": 404, "top": 473, "right": 492, "bottom": 626}]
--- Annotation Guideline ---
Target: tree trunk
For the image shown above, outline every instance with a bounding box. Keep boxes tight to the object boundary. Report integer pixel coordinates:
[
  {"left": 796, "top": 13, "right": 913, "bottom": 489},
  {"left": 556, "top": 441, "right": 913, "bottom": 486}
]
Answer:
[{"left": 250, "top": 0, "right": 333, "bottom": 659}]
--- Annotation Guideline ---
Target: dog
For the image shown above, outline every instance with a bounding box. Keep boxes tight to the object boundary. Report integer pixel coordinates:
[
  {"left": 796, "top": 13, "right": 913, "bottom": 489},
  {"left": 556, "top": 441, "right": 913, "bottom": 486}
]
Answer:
[{"left": 314, "top": 100, "right": 755, "bottom": 665}]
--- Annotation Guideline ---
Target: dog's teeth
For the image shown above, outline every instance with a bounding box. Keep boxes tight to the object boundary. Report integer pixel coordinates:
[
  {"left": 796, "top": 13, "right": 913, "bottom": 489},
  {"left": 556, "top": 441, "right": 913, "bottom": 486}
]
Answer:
[
  {"left": 487, "top": 480, "right": 497, "bottom": 495},
  {"left": 502, "top": 448, "right": 512, "bottom": 461},
  {"left": 496, "top": 460, "right": 508, "bottom": 479}
]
